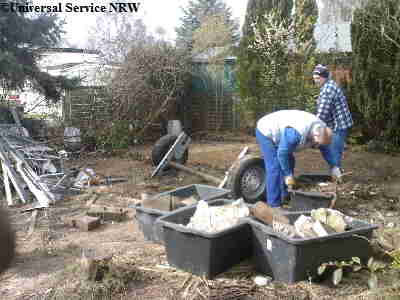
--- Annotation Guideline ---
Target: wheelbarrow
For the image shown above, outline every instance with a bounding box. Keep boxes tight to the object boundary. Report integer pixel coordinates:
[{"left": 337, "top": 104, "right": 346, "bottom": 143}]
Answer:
[
  {"left": 150, "top": 133, "right": 340, "bottom": 208},
  {"left": 150, "top": 132, "right": 266, "bottom": 204}
]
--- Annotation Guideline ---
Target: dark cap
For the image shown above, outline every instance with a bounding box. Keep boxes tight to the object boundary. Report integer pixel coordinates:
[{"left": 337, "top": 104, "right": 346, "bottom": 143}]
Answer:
[{"left": 313, "top": 64, "right": 330, "bottom": 78}]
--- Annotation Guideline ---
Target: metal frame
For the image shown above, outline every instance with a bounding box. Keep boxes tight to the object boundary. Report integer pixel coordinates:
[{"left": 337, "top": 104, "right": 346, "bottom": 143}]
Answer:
[
  {"left": 151, "top": 132, "right": 191, "bottom": 178},
  {"left": 0, "top": 126, "right": 76, "bottom": 207}
]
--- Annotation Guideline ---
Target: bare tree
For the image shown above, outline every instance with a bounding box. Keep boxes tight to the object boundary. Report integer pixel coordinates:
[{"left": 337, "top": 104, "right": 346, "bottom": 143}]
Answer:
[
  {"left": 82, "top": 11, "right": 190, "bottom": 145},
  {"left": 191, "top": 13, "right": 236, "bottom": 89},
  {"left": 108, "top": 40, "right": 190, "bottom": 140},
  {"left": 193, "top": 15, "right": 233, "bottom": 50},
  {"left": 86, "top": 13, "right": 153, "bottom": 64}
]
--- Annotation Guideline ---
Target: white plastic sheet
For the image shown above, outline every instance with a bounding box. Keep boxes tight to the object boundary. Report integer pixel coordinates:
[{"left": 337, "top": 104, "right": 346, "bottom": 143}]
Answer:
[{"left": 186, "top": 199, "right": 250, "bottom": 233}]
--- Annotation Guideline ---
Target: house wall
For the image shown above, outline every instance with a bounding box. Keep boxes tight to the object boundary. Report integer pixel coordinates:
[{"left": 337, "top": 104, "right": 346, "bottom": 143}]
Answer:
[
  {"left": 20, "top": 49, "right": 106, "bottom": 119},
  {"left": 314, "top": 0, "right": 364, "bottom": 52},
  {"left": 317, "top": 0, "right": 364, "bottom": 24},
  {"left": 39, "top": 51, "right": 99, "bottom": 69}
]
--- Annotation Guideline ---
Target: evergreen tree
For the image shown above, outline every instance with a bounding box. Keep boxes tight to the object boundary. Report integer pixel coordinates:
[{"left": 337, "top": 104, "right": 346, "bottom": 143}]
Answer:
[
  {"left": 242, "top": 0, "right": 293, "bottom": 37},
  {"left": 236, "top": 0, "right": 294, "bottom": 122},
  {"left": 0, "top": 0, "right": 75, "bottom": 102},
  {"left": 293, "top": 0, "right": 318, "bottom": 49},
  {"left": 175, "top": 0, "right": 239, "bottom": 50},
  {"left": 288, "top": 0, "right": 318, "bottom": 112},
  {"left": 351, "top": 0, "right": 400, "bottom": 146}
]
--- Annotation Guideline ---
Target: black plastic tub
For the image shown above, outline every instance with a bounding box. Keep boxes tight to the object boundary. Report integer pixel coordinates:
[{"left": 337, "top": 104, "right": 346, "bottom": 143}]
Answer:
[
  {"left": 296, "top": 173, "right": 332, "bottom": 184},
  {"left": 249, "top": 211, "right": 378, "bottom": 284},
  {"left": 289, "top": 190, "right": 335, "bottom": 211},
  {"left": 156, "top": 199, "right": 252, "bottom": 279},
  {"left": 134, "top": 184, "right": 231, "bottom": 245},
  {"left": 289, "top": 173, "right": 335, "bottom": 211}
]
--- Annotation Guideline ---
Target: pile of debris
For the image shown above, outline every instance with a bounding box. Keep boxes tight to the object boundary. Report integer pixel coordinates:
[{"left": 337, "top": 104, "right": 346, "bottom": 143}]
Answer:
[
  {"left": 0, "top": 126, "right": 74, "bottom": 208},
  {"left": 273, "top": 208, "right": 352, "bottom": 239},
  {"left": 186, "top": 199, "right": 250, "bottom": 233},
  {"left": 0, "top": 115, "right": 127, "bottom": 209}
]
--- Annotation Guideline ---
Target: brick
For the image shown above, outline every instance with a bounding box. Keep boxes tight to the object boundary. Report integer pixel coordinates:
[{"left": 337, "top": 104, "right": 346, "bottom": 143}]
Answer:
[{"left": 71, "top": 215, "right": 101, "bottom": 231}]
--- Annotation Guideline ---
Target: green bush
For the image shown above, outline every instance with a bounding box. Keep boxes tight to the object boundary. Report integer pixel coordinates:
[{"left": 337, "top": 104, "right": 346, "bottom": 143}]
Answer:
[{"left": 95, "top": 120, "right": 133, "bottom": 150}]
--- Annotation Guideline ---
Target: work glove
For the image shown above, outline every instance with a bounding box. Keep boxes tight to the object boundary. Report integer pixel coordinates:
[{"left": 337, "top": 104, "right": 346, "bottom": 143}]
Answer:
[
  {"left": 284, "top": 176, "right": 296, "bottom": 190},
  {"left": 331, "top": 166, "right": 342, "bottom": 183}
]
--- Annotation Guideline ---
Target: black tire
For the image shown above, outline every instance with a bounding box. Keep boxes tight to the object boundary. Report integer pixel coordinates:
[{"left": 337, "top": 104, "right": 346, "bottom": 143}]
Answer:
[
  {"left": 0, "top": 207, "right": 15, "bottom": 275},
  {"left": 151, "top": 134, "right": 189, "bottom": 167},
  {"left": 227, "top": 155, "right": 266, "bottom": 204}
]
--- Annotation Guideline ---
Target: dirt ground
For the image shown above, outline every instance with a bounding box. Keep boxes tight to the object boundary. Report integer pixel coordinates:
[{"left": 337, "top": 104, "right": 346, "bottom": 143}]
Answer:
[{"left": 1, "top": 133, "right": 400, "bottom": 300}]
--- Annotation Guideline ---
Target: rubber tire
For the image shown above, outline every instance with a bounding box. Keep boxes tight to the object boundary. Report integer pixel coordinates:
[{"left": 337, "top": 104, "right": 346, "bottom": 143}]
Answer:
[
  {"left": 0, "top": 207, "right": 15, "bottom": 275},
  {"left": 151, "top": 134, "right": 189, "bottom": 167},
  {"left": 228, "top": 155, "right": 266, "bottom": 204}
]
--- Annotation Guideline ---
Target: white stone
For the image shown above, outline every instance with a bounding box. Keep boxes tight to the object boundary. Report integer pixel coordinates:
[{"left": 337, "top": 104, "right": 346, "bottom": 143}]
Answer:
[
  {"left": 387, "top": 222, "right": 395, "bottom": 228},
  {"left": 253, "top": 276, "right": 271, "bottom": 286}
]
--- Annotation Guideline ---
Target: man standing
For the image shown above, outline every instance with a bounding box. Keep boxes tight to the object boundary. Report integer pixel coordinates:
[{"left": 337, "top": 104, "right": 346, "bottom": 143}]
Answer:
[
  {"left": 313, "top": 64, "right": 353, "bottom": 181},
  {"left": 255, "top": 110, "right": 332, "bottom": 208}
]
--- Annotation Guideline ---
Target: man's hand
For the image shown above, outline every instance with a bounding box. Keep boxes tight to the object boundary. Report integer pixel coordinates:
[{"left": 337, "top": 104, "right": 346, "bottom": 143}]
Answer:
[
  {"left": 331, "top": 166, "right": 342, "bottom": 183},
  {"left": 284, "top": 176, "right": 296, "bottom": 189}
]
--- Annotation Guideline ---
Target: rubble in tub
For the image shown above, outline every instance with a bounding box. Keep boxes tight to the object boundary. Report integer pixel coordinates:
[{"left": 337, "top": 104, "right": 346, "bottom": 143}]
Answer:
[
  {"left": 185, "top": 199, "right": 250, "bottom": 233},
  {"left": 272, "top": 208, "right": 355, "bottom": 239}
]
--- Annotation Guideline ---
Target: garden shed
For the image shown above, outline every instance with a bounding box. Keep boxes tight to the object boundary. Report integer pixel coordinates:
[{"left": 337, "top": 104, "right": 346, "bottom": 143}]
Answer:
[{"left": 181, "top": 52, "right": 240, "bottom": 133}]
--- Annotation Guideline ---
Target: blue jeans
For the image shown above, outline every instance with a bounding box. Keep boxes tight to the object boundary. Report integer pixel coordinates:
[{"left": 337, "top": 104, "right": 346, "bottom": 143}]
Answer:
[
  {"left": 319, "top": 129, "right": 348, "bottom": 168},
  {"left": 255, "top": 129, "right": 295, "bottom": 207}
]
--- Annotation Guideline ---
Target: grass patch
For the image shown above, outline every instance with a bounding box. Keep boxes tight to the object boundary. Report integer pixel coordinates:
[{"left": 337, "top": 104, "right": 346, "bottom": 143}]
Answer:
[{"left": 40, "top": 252, "right": 149, "bottom": 300}]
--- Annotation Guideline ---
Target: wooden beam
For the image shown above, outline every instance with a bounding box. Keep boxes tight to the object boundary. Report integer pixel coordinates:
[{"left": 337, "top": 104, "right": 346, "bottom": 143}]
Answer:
[{"left": 169, "top": 161, "right": 221, "bottom": 186}]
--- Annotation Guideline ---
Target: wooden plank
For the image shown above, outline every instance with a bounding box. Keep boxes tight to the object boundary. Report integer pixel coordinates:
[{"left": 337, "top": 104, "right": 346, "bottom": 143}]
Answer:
[
  {"left": 27, "top": 209, "right": 39, "bottom": 236},
  {"left": 2, "top": 162, "right": 13, "bottom": 206},
  {"left": 87, "top": 205, "right": 128, "bottom": 221},
  {"left": 1, "top": 141, "right": 53, "bottom": 206},
  {"left": 0, "top": 145, "right": 28, "bottom": 204}
]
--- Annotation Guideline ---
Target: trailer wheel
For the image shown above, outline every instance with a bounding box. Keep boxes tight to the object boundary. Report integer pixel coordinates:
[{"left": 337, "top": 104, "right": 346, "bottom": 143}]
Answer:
[
  {"left": 228, "top": 155, "right": 266, "bottom": 204},
  {"left": 151, "top": 134, "right": 189, "bottom": 167},
  {"left": 0, "top": 207, "right": 15, "bottom": 275}
]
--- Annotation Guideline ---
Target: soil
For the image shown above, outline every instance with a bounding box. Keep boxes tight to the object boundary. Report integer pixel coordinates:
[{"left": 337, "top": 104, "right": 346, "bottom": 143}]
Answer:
[{"left": 1, "top": 133, "right": 400, "bottom": 300}]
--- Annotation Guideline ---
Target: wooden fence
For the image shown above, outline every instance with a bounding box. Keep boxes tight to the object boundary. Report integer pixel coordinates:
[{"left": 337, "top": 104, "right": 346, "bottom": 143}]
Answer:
[
  {"left": 184, "top": 93, "right": 240, "bottom": 133},
  {"left": 63, "top": 87, "right": 111, "bottom": 130}
]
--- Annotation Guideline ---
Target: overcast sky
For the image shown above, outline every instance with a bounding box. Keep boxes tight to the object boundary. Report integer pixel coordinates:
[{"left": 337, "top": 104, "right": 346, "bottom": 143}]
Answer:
[{"left": 45, "top": 0, "right": 249, "bottom": 47}]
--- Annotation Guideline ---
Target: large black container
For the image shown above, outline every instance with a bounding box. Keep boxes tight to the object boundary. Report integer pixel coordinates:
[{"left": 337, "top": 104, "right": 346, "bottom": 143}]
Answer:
[
  {"left": 134, "top": 184, "right": 230, "bottom": 244},
  {"left": 289, "top": 190, "right": 334, "bottom": 211},
  {"left": 156, "top": 199, "right": 253, "bottom": 279},
  {"left": 249, "top": 212, "right": 378, "bottom": 284},
  {"left": 289, "top": 173, "right": 334, "bottom": 211},
  {"left": 296, "top": 173, "right": 332, "bottom": 185}
]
